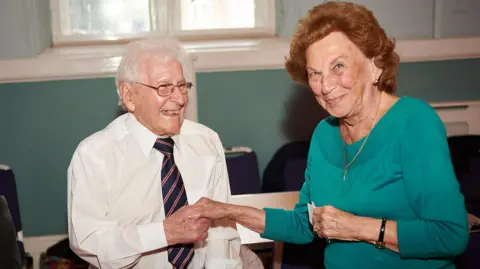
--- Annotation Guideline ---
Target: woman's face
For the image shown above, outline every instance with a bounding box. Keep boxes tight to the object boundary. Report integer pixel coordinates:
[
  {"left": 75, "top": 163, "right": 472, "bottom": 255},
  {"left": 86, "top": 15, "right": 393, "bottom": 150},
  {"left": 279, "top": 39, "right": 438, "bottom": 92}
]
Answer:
[{"left": 305, "top": 32, "right": 380, "bottom": 119}]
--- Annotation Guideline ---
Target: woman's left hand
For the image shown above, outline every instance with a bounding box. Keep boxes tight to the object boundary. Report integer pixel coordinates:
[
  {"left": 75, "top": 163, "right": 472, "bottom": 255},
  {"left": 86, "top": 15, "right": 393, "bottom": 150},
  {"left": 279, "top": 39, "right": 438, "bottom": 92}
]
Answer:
[{"left": 312, "top": 205, "right": 360, "bottom": 241}]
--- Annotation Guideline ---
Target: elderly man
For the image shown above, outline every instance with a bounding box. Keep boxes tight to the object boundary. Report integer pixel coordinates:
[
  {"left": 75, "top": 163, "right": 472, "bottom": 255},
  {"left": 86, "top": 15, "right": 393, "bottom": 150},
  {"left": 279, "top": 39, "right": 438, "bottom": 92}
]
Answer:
[{"left": 67, "top": 38, "right": 242, "bottom": 269}]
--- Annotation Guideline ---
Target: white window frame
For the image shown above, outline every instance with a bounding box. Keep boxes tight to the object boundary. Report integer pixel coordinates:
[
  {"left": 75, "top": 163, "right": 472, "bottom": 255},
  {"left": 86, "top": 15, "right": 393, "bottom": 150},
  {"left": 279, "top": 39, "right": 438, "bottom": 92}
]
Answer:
[{"left": 50, "top": 0, "right": 276, "bottom": 46}]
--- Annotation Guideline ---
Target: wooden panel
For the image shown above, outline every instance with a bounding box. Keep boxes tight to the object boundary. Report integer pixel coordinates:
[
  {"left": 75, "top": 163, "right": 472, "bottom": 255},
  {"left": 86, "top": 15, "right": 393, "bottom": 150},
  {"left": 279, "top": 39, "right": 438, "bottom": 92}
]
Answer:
[{"left": 231, "top": 191, "right": 300, "bottom": 244}]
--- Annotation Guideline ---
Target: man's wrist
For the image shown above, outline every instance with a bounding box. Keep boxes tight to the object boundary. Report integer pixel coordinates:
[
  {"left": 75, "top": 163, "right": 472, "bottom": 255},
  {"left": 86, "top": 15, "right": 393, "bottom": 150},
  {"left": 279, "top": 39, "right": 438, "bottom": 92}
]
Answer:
[{"left": 163, "top": 219, "right": 177, "bottom": 246}]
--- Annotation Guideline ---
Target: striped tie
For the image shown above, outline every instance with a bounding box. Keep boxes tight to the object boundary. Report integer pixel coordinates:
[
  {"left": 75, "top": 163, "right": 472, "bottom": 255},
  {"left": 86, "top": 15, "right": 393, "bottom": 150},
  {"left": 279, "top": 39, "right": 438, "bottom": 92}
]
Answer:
[{"left": 154, "top": 137, "right": 194, "bottom": 269}]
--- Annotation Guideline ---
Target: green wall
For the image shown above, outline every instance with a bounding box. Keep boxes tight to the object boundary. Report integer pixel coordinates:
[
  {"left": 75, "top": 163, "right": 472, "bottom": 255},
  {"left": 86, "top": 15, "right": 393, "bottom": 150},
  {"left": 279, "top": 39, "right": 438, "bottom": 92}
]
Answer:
[
  {"left": 0, "top": 79, "right": 119, "bottom": 235},
  {"left": 1, "top": 58, "right": 480, "bottom": 236},
  {"left": 198, "top": 59, "right": 480, "bottom": 173}
]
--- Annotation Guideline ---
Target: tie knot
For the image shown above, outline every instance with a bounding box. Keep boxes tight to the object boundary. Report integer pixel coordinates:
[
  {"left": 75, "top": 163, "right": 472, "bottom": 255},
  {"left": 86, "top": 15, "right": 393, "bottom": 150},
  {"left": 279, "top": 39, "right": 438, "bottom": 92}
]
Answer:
[{"left": 154, "top": 137, "right": 174, "bottom": 154}]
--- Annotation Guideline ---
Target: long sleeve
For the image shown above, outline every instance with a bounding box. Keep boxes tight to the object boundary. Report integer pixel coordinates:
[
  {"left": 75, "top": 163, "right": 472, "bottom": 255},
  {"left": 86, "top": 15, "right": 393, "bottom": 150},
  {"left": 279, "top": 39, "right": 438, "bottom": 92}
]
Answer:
[
  {"left": 67, "top": 148, "right": 169, "bottom": 269},
  {"left": 397, "top": 105, "right": 470, "bottom": 259},
  {"left": 260, "top": 147, "right": 314, "bottom": 244},
  {"left": 204, "top": 132, "right": 242, "bottom": 269}
]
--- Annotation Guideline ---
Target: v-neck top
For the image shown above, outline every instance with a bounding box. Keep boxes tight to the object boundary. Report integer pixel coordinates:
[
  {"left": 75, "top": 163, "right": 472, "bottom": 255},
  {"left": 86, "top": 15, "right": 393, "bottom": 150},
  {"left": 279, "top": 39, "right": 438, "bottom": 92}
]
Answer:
[
  {"left": 261, "top": 96, "right": 469, "bottom": 269},
  {"left": 322, "top": 96, "right": 404, "bottom": 169}
]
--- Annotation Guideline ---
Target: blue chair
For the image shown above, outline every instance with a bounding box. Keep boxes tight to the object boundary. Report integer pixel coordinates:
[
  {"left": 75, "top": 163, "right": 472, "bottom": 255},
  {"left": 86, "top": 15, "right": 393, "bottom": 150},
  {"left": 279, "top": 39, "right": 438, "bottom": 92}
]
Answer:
[
  {"left": 262, "top": 143, "right": 324, "bottom": 269},
  {"left": 262, "top": 141, "right": 310, "bottom": 193},
  {"left": 0, "top": 165, "right": 25, "bottom": 265},
  {"left": 225, "top": 147, "right": 262, "bottom": 195},
  {"left": 283, "top": 158, "right": 308, "bottom": 192},
  {"left": 448, "top": 135, "right": 480, "bottom": 269},
  {"left": 0, "top": 195, "right": 22, "bottom": 269},
  {"left": 448, "top": 135, "right": 480, "bottom": 216}
]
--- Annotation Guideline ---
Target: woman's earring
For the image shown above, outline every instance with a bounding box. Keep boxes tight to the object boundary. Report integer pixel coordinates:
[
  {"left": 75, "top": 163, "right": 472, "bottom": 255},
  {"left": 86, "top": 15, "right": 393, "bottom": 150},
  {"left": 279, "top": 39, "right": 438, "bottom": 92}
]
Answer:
[{"left": 373, "top": 80, "right": 379, "bottom": 86}]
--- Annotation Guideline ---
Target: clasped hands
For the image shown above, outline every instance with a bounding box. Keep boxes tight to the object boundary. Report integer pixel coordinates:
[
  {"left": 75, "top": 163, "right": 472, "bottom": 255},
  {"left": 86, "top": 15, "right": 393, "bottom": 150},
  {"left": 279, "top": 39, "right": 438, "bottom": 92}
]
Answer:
[
  {"left": 164, "top": 197, "right": 362, "bottom": 245},
  {"left": 163, "top": 197, "right": 228, "bottom": 246}
]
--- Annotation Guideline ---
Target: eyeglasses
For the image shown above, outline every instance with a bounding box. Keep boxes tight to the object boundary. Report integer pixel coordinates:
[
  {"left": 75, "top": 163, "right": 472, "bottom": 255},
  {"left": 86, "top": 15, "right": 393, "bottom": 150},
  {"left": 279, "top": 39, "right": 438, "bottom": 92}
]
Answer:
[{"left": 136, "top": 81, "right": 193, "bottom": 96}]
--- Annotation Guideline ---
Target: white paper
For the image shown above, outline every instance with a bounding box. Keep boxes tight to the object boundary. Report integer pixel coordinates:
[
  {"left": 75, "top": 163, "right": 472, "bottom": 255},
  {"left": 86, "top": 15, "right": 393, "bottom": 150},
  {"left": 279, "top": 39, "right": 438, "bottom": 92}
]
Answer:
[{"left": 308, "top": 202, "right": 316, "bottom": 225}]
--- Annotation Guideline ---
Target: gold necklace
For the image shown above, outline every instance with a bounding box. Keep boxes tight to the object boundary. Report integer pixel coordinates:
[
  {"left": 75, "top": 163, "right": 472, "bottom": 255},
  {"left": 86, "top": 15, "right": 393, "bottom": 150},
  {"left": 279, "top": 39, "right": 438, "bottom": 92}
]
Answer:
[{"left": 342, "top": 92, "right": 382, "bottom": 180}]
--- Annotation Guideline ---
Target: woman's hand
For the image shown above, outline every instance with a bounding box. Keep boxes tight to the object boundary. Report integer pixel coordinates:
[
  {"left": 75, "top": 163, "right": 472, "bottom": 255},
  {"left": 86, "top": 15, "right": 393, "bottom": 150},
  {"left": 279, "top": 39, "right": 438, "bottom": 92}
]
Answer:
[
  {"left": 312, "top": 205, "right": 400, "bottom": 252},
  {"left": 194, "top": 197, "right": 267, "bottom": 234},
  {"left": 312, "top": 205, "right": 360, "bottom": 241},
  {"left": 194, "top": 197, "right": 229, "bottom": 220}
]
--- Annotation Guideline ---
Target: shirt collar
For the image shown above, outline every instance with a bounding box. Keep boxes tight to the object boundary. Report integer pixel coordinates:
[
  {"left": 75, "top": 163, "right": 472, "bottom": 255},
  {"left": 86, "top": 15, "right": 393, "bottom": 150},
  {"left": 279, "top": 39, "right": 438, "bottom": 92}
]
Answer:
[{"left": 125, "top": 113, "right": 181, "bottom": 156}]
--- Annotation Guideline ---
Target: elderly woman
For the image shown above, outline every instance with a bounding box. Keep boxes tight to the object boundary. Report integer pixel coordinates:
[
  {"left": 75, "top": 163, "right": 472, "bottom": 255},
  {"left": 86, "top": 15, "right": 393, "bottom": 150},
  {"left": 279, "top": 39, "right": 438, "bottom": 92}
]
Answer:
[{"left": 197, "top": 2, "right": 470, "bottom": 269}]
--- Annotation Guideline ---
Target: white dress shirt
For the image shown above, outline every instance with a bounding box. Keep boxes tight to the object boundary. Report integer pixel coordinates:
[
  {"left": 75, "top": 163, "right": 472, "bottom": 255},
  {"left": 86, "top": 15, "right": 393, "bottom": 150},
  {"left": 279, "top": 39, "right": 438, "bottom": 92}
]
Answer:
[{"left": 67, "top": 113, "right": 243, "bottom": 269}]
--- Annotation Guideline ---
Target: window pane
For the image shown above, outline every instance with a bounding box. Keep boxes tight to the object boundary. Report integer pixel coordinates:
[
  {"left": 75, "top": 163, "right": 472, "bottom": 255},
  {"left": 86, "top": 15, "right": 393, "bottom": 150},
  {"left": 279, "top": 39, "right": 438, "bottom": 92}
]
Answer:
[
  {"left": 180, "top": 0, "right": 257, "bottom": 30},
  {"left": 63, "top": 0, "right": 151, "bottom": 36}
]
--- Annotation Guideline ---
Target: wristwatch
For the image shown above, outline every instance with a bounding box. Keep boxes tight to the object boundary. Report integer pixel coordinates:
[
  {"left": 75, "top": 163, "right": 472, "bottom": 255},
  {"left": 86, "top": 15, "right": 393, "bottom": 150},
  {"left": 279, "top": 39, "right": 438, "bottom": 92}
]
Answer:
[{"left": 374, "top": 218, "right": 387, "bottom": 249}]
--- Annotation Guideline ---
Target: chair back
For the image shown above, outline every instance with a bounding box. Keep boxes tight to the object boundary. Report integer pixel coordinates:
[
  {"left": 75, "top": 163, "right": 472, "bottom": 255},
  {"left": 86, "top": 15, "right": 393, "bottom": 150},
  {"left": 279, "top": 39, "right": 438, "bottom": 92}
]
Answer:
[
  {"left": 0, "top": 195, "right": 22, "bottom": 269},
  {"left": 0, "top": 165, "right": 25, "bottom": 263},
  {"left": 225, "top": 148, "right": 261, "bottom": 195},
  {"left": 283, "top": 158, "right": 308, "bottom": 192},
  {"left": 448, "top": 135, "right": 480, "bottom": 216},
  {"left": 262, "top": 141, "right": 310, "bottom": 193}
]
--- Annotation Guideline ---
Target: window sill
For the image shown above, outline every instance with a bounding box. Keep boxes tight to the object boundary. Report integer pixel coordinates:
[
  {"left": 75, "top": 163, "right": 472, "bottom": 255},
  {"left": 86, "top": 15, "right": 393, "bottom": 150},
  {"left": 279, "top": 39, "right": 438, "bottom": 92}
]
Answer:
[{"left": 0, "top": 36, "right": 479, "bottom": 83}]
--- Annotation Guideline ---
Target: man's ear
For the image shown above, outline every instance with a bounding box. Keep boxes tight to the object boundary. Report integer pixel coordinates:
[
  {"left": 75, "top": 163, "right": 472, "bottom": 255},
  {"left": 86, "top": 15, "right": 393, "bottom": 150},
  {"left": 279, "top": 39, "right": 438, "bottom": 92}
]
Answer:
[{"left": 119, "top": 82, "right": 136, "bottom": 112}]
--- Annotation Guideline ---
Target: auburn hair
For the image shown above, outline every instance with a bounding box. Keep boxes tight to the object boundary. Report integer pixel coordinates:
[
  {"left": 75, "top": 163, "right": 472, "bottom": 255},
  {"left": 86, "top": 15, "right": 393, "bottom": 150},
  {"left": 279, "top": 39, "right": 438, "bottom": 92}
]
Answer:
[{"left": 285, "top": 2, "right": 400, "bottom": 93}]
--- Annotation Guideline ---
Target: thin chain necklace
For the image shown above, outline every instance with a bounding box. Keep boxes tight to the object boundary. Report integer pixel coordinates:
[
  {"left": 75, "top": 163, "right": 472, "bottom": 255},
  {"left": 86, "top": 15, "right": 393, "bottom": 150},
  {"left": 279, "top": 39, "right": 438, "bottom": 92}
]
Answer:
[{"left": 342, "top": 92, "right": 382, "bottom": 180}]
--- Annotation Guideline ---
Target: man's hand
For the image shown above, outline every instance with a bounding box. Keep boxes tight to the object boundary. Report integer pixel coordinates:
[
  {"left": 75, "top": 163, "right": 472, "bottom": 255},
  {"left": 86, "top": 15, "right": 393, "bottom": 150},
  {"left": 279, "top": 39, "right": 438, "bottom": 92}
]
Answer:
[{"left": 163, "top": 205, "right": 211, "bottom": 246}]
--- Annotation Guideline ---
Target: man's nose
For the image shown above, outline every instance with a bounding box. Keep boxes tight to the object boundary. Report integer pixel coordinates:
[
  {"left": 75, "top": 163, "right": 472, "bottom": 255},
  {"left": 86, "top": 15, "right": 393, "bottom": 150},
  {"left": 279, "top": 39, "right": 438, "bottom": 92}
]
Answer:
[{"left": 169, "top": 86, "right": 187, "bottom": 105}]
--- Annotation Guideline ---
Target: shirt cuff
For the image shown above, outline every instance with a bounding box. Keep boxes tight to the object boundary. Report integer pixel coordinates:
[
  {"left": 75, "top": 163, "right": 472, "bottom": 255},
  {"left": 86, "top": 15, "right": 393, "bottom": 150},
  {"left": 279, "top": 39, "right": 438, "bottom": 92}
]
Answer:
[{"left": 137, "top": 222, "right": 169, "bottom": 251}]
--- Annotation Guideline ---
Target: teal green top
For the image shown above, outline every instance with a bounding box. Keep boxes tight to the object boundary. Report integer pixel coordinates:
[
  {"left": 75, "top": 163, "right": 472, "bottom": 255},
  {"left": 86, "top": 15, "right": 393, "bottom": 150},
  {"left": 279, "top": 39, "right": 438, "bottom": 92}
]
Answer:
[{"left": 261, "top": 97, "right": 469, "bottom": 269}]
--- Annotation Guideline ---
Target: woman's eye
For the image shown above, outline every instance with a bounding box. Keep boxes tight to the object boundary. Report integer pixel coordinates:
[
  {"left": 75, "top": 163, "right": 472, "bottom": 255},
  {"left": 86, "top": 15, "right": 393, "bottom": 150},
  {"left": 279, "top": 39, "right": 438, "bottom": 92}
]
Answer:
[
  {"left": 334, "top": 63, "right": 345, "bottom": 69},
  {"left": 308, "top": 71, "right": 321, "bottom": 78}
]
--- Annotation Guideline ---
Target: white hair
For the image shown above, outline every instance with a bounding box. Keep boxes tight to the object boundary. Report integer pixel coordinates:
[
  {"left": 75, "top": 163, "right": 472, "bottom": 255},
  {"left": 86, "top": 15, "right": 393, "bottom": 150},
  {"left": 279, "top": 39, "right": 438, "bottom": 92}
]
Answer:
[{"left": 115, "top": 37, "right": 193, "bottom": 109}]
